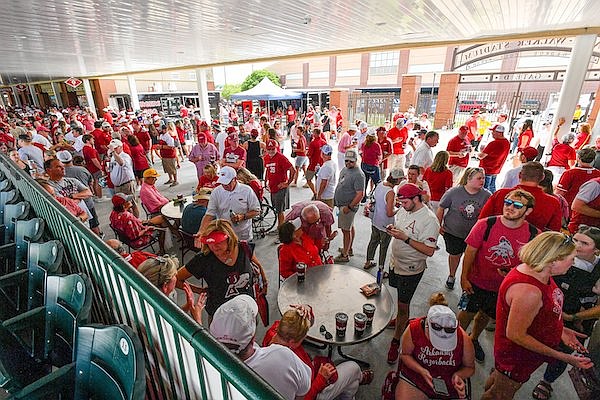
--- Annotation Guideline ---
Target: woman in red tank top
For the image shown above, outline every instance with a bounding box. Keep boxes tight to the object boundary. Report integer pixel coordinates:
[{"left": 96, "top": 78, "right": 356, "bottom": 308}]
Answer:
[
  {"left": 397, "top": 293, "right": 475, "bottom": 399},
  {"left": 482, "top": 232, "right": 593, "bottom": 399}
]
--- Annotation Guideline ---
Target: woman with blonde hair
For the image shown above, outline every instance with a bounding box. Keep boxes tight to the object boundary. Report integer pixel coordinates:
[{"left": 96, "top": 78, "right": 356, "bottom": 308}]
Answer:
[
  {"left": 423, "top": 151, "right": 453, "bottom": 213},
  {"left": 166, "top": 121, "right": 184, "bottom": 165},
  {"left": 196, "top": 163, "right": 218, "bottom": 191},
  {"left": 236, "top": 167, "right": 264, "bottom": 202},
  {"left": 176, "top": 219, "right": 266, "bottom": 319},
  {"left": 263, "top": 304, "right": 372, "bottom": 399},
  {"left": 482, "top": 232, "right": 593, "bottom": 399},
  {"left": 574, "top": 122, "right": 592, "bottom": 150}
]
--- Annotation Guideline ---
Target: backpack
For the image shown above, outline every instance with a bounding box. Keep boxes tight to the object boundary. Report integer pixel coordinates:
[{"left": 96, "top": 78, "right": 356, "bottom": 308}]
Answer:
[{"left": 482, "top": 216, "right": 538, "bottom": 242}]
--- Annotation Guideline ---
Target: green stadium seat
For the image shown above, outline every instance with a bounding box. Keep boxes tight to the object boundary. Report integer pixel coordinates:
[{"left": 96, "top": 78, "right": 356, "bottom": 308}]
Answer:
[
  {"left": 0, "top": 202, "right": 30, "bottom": 245},
  {"left": 0, "top": 218, "right": 45, "bottom": 275}
]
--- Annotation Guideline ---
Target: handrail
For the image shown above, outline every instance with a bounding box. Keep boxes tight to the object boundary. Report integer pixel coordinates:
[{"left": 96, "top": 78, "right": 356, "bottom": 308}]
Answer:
[{"left": 0, "top": 154, "right": 284, "bottom": 400}]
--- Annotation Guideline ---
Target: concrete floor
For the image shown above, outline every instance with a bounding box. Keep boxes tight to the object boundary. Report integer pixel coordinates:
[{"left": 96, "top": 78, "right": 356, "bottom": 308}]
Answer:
[{"left": 88, "top": 130, "right": 577, "bottom": 400}]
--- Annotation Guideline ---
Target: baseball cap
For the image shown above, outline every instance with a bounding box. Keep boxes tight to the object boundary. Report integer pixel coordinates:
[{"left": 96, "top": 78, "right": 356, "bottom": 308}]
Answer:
[
  {"left": 345, "top": 149, "right": 358, "bottom": 162},
  {"left": 266, "top": 139, "right": 278, "bottom": 149},
  {"left": 143, "top": 168, "right": 160, "bottom": 178},
  {"left": 250, "top": 129, "right": 259, "bottom": 137},
  {"left": 200, "top": 230, "right": 229, "bottom": 244},
  {"left": 197, "top": 132, "right": 207, "bottom": 141},
  {"left": 321, "top": 144, "right": 333, "bottom": 155},
  {"left": 109, "top": 139, "right": 123, "bottom": 149},
  {"left": 427, "top": 305, "right": 459, "bottom": 352},
  {"left": 519, "top": 146, "right": 539, "bottom": 161},
  {"left": 193, "top": 187, "right": 212, "bottom": 201},
  {"left": 111, "top": 193, "right": 132, "bottom": 207},
  {"left": 290, "top": 217, "right": 302, "bottom": 230},
  {"left": 226, "top": 126, "right": 237, "bottom": 134},
  {"left": 101, "top": 121, "right": 111, "bottom": 128},
  {"left": 358, "top": 121, "right": 368, "bottom": 130},
  {"left": 348, "top": 124, "right": 358, "bottom": 132},
  {"left": 397, "top": 183, "right": 424, "bottom": 199},
  {"left": 524, "top": 111, "right": 533, "bottom": 117},
  {"left": 389, "top": 168, "right": 405, "bottom": 180},
  {"left": 56, "top": 150, "right": 73, "bottom": 163},
  {"left": 490, "top": 124, "right": 505, "bottom": 134},
  {"left": 459, "top": 125, "right": 469, "bottom": 133},
  {"left": 366, "top": 129, "right": 377, "bottom": 137},
  {"left": 209, "top": 294, "right": 258, "bottom": 354},
  {"left": 37, "top": 125, "right": 50, "bottom": 132},
  {"left": 376, "top": 126, "right": 386, "bottom": 133},
  {"left": 217, "top": 166, "right": 237, "bottom": 185},
  {"left": 472, "top": 109, "right": 480, "bottom": 114}
]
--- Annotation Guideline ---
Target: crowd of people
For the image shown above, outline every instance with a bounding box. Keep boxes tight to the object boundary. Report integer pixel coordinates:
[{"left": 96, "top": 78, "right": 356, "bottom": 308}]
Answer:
[{"left": 1, "top": 100, "right": 600, "bottom": 400}]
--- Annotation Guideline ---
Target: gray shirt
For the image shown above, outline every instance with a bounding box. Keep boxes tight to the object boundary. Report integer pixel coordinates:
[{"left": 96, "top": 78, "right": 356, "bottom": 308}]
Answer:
[
  {"left": 439, "top": 186, "right": 491, "bottom": 239},
  {"left": 18, "top": 145, "right": 45, "bottom": 170},
  {"left": 65, "top": 165, "right": 93, "bottom": 188},
  {"left": 334, "top": 166, "right": 365, "bottom": 209}
]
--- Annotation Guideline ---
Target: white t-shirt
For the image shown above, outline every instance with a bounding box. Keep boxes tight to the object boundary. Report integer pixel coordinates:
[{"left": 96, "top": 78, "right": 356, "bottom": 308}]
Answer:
[
  {"left": 73, "top": 136, "right": 85, "bottom": 153},
  {"left": 32, "top": 133, "right": 51, "bottom": 149},
  {"left": 109, "top": 152, "right": 135, "bottom": 186},
  {"left": 245, "top": 344, "right": 311, "bottom": 400},
  {"left": 390, "top": 205, "right": 440, "bottom": 275},
  {"left": 216, "top": 131, "right": 228, "bottom": 158},
  {"left": 316, "top": 159, "right": 337, "bottom": 200},
  {"left": 411, "top": 141, "right": 433, "bottom": 169}
]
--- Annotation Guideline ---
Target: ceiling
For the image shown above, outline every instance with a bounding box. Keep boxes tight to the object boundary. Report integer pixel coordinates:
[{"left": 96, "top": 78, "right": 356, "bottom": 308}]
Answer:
[{"left": 1, "top": 0, "right": 600, "bottom": 85}]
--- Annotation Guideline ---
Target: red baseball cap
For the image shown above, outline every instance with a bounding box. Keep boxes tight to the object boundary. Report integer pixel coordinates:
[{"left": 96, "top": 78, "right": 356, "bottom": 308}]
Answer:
[
  {"left": 519, "top": 146, "right": 539, "bottom": 161},
  {"left": 459, "top": 125, "right": 469, "bottom": 133},
  {"left": 200, "top": 231, "right": 229, "bottom": 244},
  {"left": 226, "top": 126, "right": 237, "bottom": 134},
  {"left": 197, "top": 132, "right": 207, "bottom": 140},
  {"left": 397, "top": 183, "right": 425, "bottom": 199},
  {"left": 266, "top": 139, "right": 278, "bottom": 149}
]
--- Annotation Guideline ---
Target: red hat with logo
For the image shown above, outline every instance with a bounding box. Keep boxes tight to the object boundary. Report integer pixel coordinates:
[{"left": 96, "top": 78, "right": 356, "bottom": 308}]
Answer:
[
  {"left": 397, "top": 183, "right": 425, "bottom": 199},
  {"left": 200, "top": 230, "right": 229, "bottom": 244},
  {"left": 266, "top": 139, "right": 278, "bottom": 149},
  {"left": 226, "top": 126, "right": 237, "bottom": 134}
]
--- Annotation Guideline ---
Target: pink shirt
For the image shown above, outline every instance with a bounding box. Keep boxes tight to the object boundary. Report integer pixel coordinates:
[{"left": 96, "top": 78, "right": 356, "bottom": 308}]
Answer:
[{"left": 139, "top": 182, "right": 169, "bottom": 214}]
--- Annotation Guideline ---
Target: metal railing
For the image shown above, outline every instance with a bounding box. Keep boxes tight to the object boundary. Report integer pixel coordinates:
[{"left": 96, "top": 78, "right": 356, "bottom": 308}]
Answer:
[{"left": 0, "top": 154, "right": 284, "bottom": 400}]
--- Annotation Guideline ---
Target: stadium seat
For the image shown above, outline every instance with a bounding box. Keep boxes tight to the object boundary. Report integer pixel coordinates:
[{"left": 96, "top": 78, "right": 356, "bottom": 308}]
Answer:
[
  {"left": 0, "top": 202, "right": 30, "bottom": 245},
  {"left": 8, "top": 324, "right": 146, "bottom": 400},
  {"left": 0, "top": 218, "right": 45, "bottom": 275}
]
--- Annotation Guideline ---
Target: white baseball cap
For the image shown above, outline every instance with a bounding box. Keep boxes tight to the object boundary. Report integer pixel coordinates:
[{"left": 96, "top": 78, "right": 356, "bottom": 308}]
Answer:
[
  {"left": 217, "top": 166, "right": 237, "bottom": 185},
  {"left": 427, "top": 305, "right": 459, "bottom": 351},
  {"left": 209, "top": 295, "right": 258, "bottom": 354}
]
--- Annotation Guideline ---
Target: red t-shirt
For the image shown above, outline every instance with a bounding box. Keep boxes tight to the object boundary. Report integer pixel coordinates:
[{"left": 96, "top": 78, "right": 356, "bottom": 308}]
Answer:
[
  {"left": 465, "top": 116, "right": 478, "bottom": 141},
  {"left": 264, "top": 152, "right": 293, "bottom": 193},
  {"left": 158, "top": 139, "right": 177, "bottom": 158},
  {"left": 446, "top": 135, "right": 471, "bottom": 168},
  {"left": 129, "top": 144, "right": 150, "bottom": 172},
  {"left": 176, "top": 126, "right": 186, "bottom": 143},
  {"left": 307, "top": 137, "right": 326, "bottom": 170},
  {"left": 423, "top": 168, "right": 453, "bottom": 201},
  {"left": 479, "top": 184, "right": 561, "bottom": 232},
  {"left": 278, "top": 234, "right": 322, "bottom": 278},
  {"left": 387, "top": 126, "right": 408, "bottom": 154},
  {"left": 548, "top": 144, "right": 576, "bottom": 169},
  {"left": 286, "top": 109, "right": 297, "bottom": 123},
  {"left": 378, "top": 138, "right": 393, "bottom": 168},
  {"left": 360, "top": 142, "right": 382, "bottom": 166},
  {"left": 574, "top": 131, "right": 591, "bottom": 150},
  {"left": 517, "top": 129, "right": 534, "bottom": 149},
  {"left": 134, "top": 129, "right": 151, "bottom": 152},
  {"left": 103, "top": 112, "right": 113, "bottom": 125},
  {"left": 479, "top": 138, "right": 510, "bottom": 175},
  {"left": 295, "top": 135, "right": 307, "bottom": 157},
  {"left": 91, "top": 128, "right": 111, "bottom": 155},
  {"left": 82, "top": 145, "right": 101, "bottom": 174},
  {"left": 198, "top": 175, "right": 219, "bottom": 189},
  {"left": 557, "top": 167, "right": 600, "bottom": 207},
  {"left": 494, "top": 269, "right": 563, "bottom": 383},
  {"left": 223, "top": 146, "right": 247, "bottom": 165},
  {"left": 465, "top": 217, "right": 538, "bottom": 291},
  {"left": 0, "top": 132, "right": 15, "bottom": 146}
]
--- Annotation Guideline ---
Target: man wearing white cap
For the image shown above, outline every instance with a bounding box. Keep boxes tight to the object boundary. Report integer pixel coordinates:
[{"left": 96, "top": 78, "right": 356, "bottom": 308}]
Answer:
[
  {"left": 478, "top": 124, "right": 510, "bottom": 193},
  {"left": 108, "top": 138, "right": 139, "bottom": 217},
  {"left": 209, "top": 295, "right": 311, "bottom": 400},
  {"left": 199, "top": 166, "right": 260, "bottom": 241},
  {"left": 387, "top": 118, "right": 409, "bottom": 171},
  {"left": 315, "top": 144, "right": 337, "bottom": 208}
]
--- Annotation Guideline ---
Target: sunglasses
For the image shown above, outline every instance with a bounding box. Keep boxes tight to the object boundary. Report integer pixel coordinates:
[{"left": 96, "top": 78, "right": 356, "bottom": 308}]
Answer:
[
  {"left": 319, "top": 324, "right": 333, "bottom": 340},
  {"left": 345, "top": 160, "right": 356, "bottom": 164},
  {"left": 561, "top": 234, "right": 574, "bottom": 247},
  {"left": 430, "top": 322, "right": 457, "bottom": 334},
  {"left": 503, "top": 199, "right": 527, "bottom": 210}
]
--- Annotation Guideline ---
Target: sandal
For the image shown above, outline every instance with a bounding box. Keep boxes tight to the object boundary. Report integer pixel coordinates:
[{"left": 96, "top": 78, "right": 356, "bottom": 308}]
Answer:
[
  {"left": 363, "top": 261, "right": 376, "bottom": 270},
  {"left": 532, "top": 380, "right": 553, "bottom": 400},
  {"left": 359, "top": 369, "right": 374, "bottom": 385}
]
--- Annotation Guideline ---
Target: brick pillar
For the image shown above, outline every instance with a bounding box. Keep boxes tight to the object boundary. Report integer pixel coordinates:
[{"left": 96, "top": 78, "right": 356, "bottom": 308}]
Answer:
[
  {"left": 330, "top": 89, "right": 349, "bottom": 130},
  {"left": 397, "top": 50, "right": 410, "bottom": 85},
  {"left": 59, "top": 82, "right": 70, "bottom": 107},
  {"left": 434, "top": 73, "right": 461, "bottom": 129},
  {"left": 587, "top": 85, "right": 600, "bottom": 129},
  {"left": 91, "top": 79, "right": 117, "bottom": 112},
  {"left": 360, "top": 53, "right": 370, "bottom": 86},
  {"left": 399, "top": 75, "right": 421, "bottom": 113}
]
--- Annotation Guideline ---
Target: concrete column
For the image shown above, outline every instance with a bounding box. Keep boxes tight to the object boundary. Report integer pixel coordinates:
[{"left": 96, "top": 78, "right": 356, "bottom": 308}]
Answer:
[
  {"left": 0, "top": 92, "right": 6, "bottom": 108},
  {"left": 328, "top": 56, "right": 337, "bottom": 88},
  {"left": 329, "top": 89, "right": 349, "bottom": 130},
  {"left": 82, "top": 79, "right": 97, "bottom": 116},
  {"left": 399, "top": 75, "right": 422, "bottom": 113},
  {"left": 126, "top": 75, "right": 140, "bottom": 112},
  {"left": 28, "top": 84, "right": 40, "bottom": 107},
  {"left": 397, "top": 50, "right": 410, "bottom": 86},
  {"left": 51, "top": 82, "right": 63, "bottom": 107},
  {"left": 302, "top": 63, "right": 309, "bottom": 88},
  {"left": 546, "top": 34, "right": 597, "bottom": 152},
  {"left": 360, "top": 53, "right": 370, "bottom": 87},
  {"left": 434, "top": 73, "right": 461, "bottom": 129},
  {"left": 11, "top": 87, "right": 22, "bottom": 108},
  {"left": 195, "top": 68, "right": 211, "bottom": 121}
]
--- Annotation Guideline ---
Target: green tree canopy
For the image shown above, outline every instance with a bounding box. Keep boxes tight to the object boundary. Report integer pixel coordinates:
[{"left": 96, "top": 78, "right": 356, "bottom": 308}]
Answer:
[
  {"left": 220, "top": 83, "right": 242, "bottom": 99},
  {"left": 240, "top": 70, "right": 280, "bottom": 91}
]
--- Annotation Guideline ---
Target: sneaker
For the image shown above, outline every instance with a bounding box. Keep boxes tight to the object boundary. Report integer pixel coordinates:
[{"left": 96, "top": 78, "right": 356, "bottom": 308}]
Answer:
[
  {"left": 170, "top": 181, "right": 179, "bottom": 187},
  {"left": 485, "top": 320, "right": 496, "bottom": 332},
  {"left": 387, "top": 339, "right": 400, "bottom": 364},
  {"left": 363, "top": 261, "right": 376, "bottom": 270},
  {"left": 338, "top": 247, "right": 353, "bottom": 257},
  {"left": 333, "top": 254, "right": 350, "bottom": 263},
  {"left": 165, "top": 180, "right": 173, "bottom": 185},
  {"left": 473, "top": 340, "right": 485, "bottom": 363},
  {"left": 445, "top": 276, "right": 455, "bottom": 290}
]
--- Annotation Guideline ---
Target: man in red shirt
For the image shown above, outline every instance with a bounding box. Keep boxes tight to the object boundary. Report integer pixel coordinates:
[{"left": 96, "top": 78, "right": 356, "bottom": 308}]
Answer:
[
  {"left": 305, "top": 128, "right": 327, "bottom": 197},
  {"left": 91, "top": 121, "right": 111, "bottom": 160},
  {"left": 447, "top": 125, "right": 471, "bottom": 183},
  {"left": 556, "top": 147, "right": 600, "bottom": 207},
  {"left": 387, "top": 118, "right": 409, "bottom": 171},
  {"left": 569, "top": 177, "right": 600, "bottom": 233},
  {"left": 376, "top": 126, "right": 393, "bottom": 178},
  {"left": 478, "top": 124, "right": 510, "bottom": 193},
  {"left": 102, "top": 107, "right": 114, "bottom": 126},
  {"left": 132, "top": 119, "right": 151, "bottom": 155},
  {"left": 221, "top": 132, "right": 246, "bottom": 170},
  {"left": 479, "top": 162, "right": 561, "bottom": 231},
  {"left": 264, "top": 139, "right": 295, "bottom": 227},
  {"left": 465, "top": 109, "right": 480, "bottom": 143},
  {"left": 82, "top": 134, "right": 104, "bottom": 198}
]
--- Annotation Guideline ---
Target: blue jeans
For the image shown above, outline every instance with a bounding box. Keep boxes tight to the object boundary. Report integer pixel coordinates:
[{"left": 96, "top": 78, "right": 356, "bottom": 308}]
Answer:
[
  {"left": 484, "top": 174, "right": 497, "bottom": 193},
  {"left": 361, "top": 163, "right": 381, "bottom": 200}
]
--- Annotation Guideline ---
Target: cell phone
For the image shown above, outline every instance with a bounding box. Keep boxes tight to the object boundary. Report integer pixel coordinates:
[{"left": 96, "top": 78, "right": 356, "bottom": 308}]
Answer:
[
  {"left": 432, "top": 377, "right": 449, "bottom": 396},
  {"left": 386, "top": 224, "right": 394, "bottom": 230}
]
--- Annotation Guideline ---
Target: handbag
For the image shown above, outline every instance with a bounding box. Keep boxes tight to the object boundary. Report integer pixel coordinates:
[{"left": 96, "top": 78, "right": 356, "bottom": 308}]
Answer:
[{"left": 240, "top": 241, "right": 270, "bottom": 326}]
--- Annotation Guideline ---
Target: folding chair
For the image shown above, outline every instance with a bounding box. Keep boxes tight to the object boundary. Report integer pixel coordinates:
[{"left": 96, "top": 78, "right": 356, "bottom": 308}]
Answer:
[{"left": 110, "top": 225, "right": 159, "bottom": 253}]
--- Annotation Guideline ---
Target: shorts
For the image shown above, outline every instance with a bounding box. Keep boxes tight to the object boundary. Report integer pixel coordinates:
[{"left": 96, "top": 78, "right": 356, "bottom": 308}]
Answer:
[
  {"left": 305, "top": 169, "right": 317, "bottom": 181},
  {"left": 92, "top": 170, "right": 103, "bottom": 181},
  {"left": 319, "top": 198, "right": 334, "bottom": 208},
  {"left": 389, "top": 270, "right": 424, "bottom": 304},
  {"left": 270, "top": 188, "right": 289, "bottom": 213},
  {"left": 162, "top": 157, "right": 177, "bottom": 175},
  {"left": 464, "top": 283, "right": 498, "bottom": 319},
  {"left": 88, "top": 206, "right": 100, "bottom": 229},
  {"left": 337, "top": 207, "right": 357, "bottom": 230},
  {"left": 295, "top": 156, "right": 308, "bottom": 168},
  {"left": 134, "top": 169, "right": 147, "bottom": 179},
  {"left": 443, "top": 232, "right": 467, "bottom": 255}
]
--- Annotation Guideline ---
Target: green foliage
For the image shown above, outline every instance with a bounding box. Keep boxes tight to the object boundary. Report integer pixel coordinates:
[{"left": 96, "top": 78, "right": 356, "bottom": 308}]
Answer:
[
  {"left": 240, "top": 70, "right": 280, "bottom": 91},
  {"left": 220, "top": 83, "right": 242, "bottom": 99}
]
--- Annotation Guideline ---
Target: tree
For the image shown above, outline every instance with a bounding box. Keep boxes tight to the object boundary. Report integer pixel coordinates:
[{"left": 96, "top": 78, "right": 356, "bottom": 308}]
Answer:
[
  {"left": 240, "top": 70, "right": 280, "bottom": 91},
  {"left": 220, "top": 83, "right": 242, "bottom": 100}
]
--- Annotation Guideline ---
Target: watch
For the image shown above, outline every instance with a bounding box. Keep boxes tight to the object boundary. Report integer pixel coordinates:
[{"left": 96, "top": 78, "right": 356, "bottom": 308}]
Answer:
[{"left": 404, "top": 237, "right": 411, "bottom": 245}]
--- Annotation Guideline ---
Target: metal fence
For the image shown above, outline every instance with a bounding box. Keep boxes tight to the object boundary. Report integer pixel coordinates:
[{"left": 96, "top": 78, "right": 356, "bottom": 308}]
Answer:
[
  {"left": 0, "top": 155, "right": 284, "bottom": 400},
  {"left": 348, "top": 92, "right": 397, "bottom": 127}
]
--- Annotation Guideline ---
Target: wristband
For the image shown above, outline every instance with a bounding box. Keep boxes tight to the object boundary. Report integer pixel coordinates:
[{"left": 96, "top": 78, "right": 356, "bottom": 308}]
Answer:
[{"left": 404, "top": 237, "right": 411, "bottom": 245}]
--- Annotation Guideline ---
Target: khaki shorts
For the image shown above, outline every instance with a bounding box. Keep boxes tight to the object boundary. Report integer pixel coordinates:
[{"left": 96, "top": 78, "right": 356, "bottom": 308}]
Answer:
[
  {"left": 162, "top": 157, "right": 177, "bottom": 175},
  {"left": 305, "top": 169, "right": 317, "bottom": 181},
  {"left": 337, "top": 207, "right": 357, "bottom": 231},
  {"left": 319, "top": 198, "right": 334, "bottom": 208}
]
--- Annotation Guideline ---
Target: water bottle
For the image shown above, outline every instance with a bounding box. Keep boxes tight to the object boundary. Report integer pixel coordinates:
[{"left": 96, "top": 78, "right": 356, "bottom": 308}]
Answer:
[
  {"left": 458, "top": 291, "right": 470, "bottom": 311},
  {"left": 229, "top": 209, "right": 238, "bottom": 225},
  {"left": 376, "top": 266, "right": 383, "bottom": 285}
]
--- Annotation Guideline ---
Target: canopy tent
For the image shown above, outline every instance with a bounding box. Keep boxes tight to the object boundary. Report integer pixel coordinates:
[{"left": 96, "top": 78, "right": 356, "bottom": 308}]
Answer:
[{"left": 230, "top": 77, "right": 303, "bottom": 100}]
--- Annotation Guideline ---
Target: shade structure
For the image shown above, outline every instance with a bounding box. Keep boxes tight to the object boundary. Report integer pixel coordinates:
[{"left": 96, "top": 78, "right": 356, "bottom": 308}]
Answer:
[{"left": 230, "top": 77, "right": 303, "bottom": 101}]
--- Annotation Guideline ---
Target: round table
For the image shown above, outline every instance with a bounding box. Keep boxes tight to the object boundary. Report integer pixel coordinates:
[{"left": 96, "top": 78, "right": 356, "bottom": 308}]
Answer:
[
  {"left": 160, "top": 196, "right": 193, "bottom": 220},
  {"left": 277, "top": 264, "right": 394, "bottom": 365}
]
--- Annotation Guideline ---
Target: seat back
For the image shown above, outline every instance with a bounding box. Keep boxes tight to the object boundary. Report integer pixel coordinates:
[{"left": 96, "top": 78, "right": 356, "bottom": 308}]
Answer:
[
  {"left": 13, "top": 218, "right": 45, "bottom": 272},
  {"left": 0, "top": 189, "right": 19, "bottom": 220},
  {"left": 27, "top": 241, "right": 64, "bottom": 310},
  {"left": 44, "top": 274, "right": 92, "bottom": 365},
  {"left": 74, "top": 324, "right": 146, "bottom": 400},
  {"left": 2, "top": 202, "right": 30, "bottom": 244}
]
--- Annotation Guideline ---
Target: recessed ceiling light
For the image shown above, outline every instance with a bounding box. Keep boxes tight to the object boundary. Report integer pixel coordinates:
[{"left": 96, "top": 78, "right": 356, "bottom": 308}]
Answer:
[
  {"left": 375, "top": 22, "right": 386, "bottom": 26},
  {"left": 177, "top": 51, "right": 184, "bottom": 54}
]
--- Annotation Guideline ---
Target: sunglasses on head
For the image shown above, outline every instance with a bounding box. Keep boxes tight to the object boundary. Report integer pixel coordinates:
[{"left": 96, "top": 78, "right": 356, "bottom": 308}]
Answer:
[
  {"left": 430, "top": 322, "right": 457, "bottom": 334},
  {"left": 561, "top": 234, "right": 574, "bottom": 247},
  {"left": 503, "top": 199, "right": 526, "bottom": 210}
]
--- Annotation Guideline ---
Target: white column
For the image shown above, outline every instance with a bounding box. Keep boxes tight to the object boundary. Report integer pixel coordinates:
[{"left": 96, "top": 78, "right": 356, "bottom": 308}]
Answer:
[
  {"left": 28, "top": 84, "right": 40, "bottom": 107},
  {"left": 82, "top": 79, "right": 97, "bottom": 116},
  {"left": 195, "top": 68, "right": 211, "bottom": 121},
  {"left": 127, "top": 75, "right": 140, "bottom": 111},
  {"left": 0, "top": 92, "right": 6, "bottom": 108},
  {"left": 545, "top": 34, "right": 597, "bottom": 153},
  {"left": 51, "top": 82, "right": 63, "bottom": 107},
  {"left": 11, "top": 87, "right": 22, "bottom": 108}
]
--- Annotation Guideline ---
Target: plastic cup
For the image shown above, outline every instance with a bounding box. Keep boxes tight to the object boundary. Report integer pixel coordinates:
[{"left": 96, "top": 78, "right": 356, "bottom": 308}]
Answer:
[
  {"left": 335, "top": 312, "right": 348, "bottom": 337},
  {"left": 296, "top": 263, "right": 306, "bottom": 283},
  {"left": 363, "top": 303, "right": 376, "bottom": 326},
  {"left": 354, "top": 312, "right": 367, "bottom": 336}
]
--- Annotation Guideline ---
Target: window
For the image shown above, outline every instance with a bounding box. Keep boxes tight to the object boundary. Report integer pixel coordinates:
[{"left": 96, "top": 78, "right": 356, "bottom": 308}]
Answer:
[{"left": 369, "top": 51, "right": 399, "bottom": 75}]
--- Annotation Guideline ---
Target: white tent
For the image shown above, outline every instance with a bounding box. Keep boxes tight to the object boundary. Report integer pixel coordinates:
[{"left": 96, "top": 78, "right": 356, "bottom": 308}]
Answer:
[{"left": 230, "top": 77, "right": 302, "bottom": 100}]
